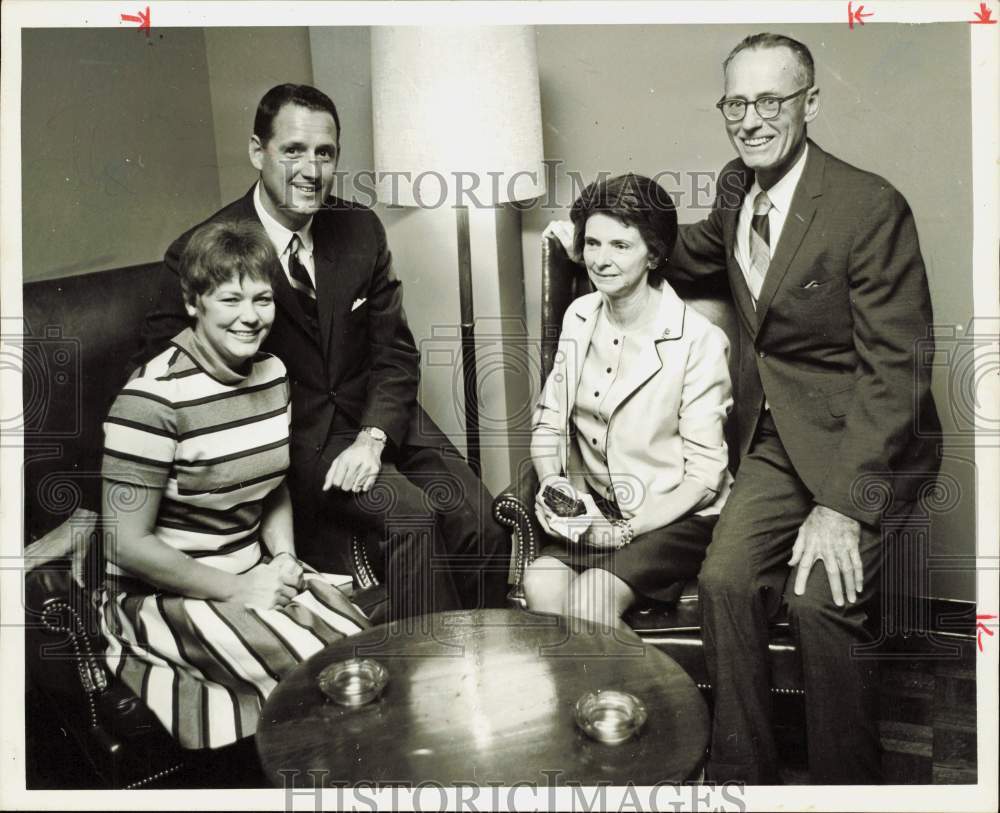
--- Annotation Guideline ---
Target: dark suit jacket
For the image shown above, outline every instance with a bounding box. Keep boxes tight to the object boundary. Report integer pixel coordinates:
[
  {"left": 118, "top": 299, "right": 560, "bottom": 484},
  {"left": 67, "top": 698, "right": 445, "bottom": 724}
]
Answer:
[
  {"left": 671, "top": 141, "right": 940, "bottom": 527},
  {"left": 137, "top": 187, "right": 450, "bottom": 496}
]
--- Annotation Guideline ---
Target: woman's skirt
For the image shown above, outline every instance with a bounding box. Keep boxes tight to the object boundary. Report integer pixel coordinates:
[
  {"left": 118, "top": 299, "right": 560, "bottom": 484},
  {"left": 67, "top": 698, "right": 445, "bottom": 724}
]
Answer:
[
  {"left": 539, "top": 512, "right": 717, "bottom": 603},
  {"left": 98, "top": 574, "right": 365, "bottom": 750}
]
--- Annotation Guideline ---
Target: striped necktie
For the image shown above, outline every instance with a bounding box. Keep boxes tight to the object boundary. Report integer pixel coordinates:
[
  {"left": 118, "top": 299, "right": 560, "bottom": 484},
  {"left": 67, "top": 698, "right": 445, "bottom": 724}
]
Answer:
[
  {"left": 748, "top": 191, "right": 772, "bottom": 308},
  {"left": 287, "top": 234, "right": 318, "bottom": 322}
]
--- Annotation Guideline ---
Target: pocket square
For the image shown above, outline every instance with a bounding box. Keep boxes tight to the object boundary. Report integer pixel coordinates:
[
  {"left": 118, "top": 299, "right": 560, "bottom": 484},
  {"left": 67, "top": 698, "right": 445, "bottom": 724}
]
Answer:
[{"left": 351, "top": 297, "right": 367, "bottom": 312}]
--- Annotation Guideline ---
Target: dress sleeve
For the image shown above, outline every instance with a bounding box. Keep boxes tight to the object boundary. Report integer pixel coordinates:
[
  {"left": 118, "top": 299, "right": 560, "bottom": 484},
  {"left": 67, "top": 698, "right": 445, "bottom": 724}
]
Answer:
[
  {"left": 101, "top": 385, "right": 178, "bottom": 489},
  {"left": 283, "top": 375, "right": 292, "bottom": 428},
  {"left": 677, "top": 321, "right": 733, "bottom": 495},
  {"left": 531, "top": 309, "right": 579, "bottom": 470}
]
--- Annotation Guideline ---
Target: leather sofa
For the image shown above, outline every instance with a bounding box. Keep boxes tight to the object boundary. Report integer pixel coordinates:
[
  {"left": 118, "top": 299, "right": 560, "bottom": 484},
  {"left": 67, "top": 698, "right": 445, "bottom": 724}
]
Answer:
[
  {"left": 492, "top": 236, "right": 805, "bottom": 694},
  {"left": 22, "top": 262, "right": 194, "bottom": 788}
]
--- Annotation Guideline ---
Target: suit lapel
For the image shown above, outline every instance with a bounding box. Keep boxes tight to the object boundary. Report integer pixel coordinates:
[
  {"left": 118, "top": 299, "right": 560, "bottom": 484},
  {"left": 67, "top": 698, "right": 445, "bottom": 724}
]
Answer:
[
  {"left": 312, "top": 215, "right": 340, "bottom": 359},
  {"left": 720, "top": 167, "right": 759, "bottom": 339},
  {"left": 561, "top": 296, "right": 601, "bottom": 423},
  {"left": 754, "top": 143, "right": 826, "bottom": 325},
  {"left": 604, "top": 287, "right": 684, "bottom": 417}
]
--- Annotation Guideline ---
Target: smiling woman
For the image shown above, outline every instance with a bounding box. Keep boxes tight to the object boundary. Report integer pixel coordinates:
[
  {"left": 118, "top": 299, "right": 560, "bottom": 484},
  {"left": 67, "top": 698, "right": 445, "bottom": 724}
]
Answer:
[
  {"left": 179, "top": 224, "right": 278, "bottom": 371},
  {"left": 186, "top": 275, "right": 275, "bottom": 368},
  {"left": 582, "top": 214, "right": 654, "bottom": 301},
  {"left": 97, "top": 220, "right": 369, "bottom": 750}
]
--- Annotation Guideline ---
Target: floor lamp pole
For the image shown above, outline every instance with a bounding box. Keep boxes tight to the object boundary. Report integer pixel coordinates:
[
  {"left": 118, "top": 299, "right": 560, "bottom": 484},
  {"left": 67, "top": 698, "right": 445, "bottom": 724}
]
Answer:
[{"left": 455, "top": 205, "right": 481, "bottom": 476}]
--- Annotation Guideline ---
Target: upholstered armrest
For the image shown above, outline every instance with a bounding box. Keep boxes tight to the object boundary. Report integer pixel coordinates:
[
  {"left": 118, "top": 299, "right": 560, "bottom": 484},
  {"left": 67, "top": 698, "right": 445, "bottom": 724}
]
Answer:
[
  {"left": 350, "top": 532, "right": 381, "bottom": 590},
  {"left": 24, "top": 522, "right": 186, "bottom": 778},
  {"left": 25, "top": 564, "right": 140, "bottom": 762},
  {"left": 541, "top": 235, "right": 591, "bottom": 379},
  {"left": 492, "top": 465, "right": 544, "bottom": 607},
  {"left": 25, "top": 565, "right": 107, "bottom": 704},
  {"left": 24, "top": 512, "right": 106, "bottom": 707}
]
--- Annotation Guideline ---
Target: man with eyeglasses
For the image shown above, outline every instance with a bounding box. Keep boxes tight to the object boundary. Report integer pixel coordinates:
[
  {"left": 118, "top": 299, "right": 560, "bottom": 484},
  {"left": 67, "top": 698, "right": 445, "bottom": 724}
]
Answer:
[{"left": 670, "top": 33, "right": 940, "bottom": 784}]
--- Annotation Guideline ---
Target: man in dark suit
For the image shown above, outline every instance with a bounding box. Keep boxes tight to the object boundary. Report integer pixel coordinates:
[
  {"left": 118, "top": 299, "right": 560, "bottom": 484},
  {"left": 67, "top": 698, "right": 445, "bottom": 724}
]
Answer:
[
  {"left": 668, "top": 34, "right": 940, "bottom": 783},
  {"left": 138, "top": 84, "right": 510, "bottom": 620}
]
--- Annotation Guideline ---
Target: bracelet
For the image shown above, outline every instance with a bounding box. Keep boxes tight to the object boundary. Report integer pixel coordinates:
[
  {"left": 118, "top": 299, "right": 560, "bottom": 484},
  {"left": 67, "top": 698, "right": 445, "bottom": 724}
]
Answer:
[{"left": 611, "top": 519, "right": 634, "bottom": 549}]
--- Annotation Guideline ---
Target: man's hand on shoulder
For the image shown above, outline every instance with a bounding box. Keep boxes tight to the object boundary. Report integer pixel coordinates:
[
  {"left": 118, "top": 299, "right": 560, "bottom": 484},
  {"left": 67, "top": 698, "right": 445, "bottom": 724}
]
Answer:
[
  {"left": 322, "top": 430, "right": 385, "bottom": 494},
  {"left": 789, "top": 505, "right": 863, "bottom": 606},
  {"left": 542, "top": 220, "right": 579, "bottom": 263}
]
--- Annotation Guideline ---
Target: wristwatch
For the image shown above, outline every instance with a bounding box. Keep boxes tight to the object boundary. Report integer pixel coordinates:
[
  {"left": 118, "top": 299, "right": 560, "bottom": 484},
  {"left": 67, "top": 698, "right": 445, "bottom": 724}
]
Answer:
[{"left": 361, "top": 426, "right": 388, "bottom": 445}]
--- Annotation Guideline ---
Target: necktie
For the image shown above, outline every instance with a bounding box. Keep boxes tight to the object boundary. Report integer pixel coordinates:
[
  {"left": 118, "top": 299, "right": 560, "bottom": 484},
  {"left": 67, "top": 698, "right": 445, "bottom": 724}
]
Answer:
[
  {"left": 287, "top": 234, "right": 318, "bottom": 322},
  {"left": 748, "top": 191, "right": 772, "bottom": 308}
]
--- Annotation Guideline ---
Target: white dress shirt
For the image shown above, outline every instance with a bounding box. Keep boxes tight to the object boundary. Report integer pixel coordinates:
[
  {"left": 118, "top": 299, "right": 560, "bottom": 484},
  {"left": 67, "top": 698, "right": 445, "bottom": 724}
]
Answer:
[
  {"left": 733, "top": 143, "right": 810, "bottom": 289},
  {"left": 253, "top": 181, "right": 317, "bottom": 289},
  {"left": 733, "top": 144, "right": 808, "bottom": 413}
]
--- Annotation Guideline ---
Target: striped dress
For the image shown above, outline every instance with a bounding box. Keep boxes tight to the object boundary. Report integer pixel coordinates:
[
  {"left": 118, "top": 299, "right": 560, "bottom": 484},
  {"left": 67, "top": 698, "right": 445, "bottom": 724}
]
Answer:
[{"left": 98, "top": 328, "right": 363, "bottom": 750}]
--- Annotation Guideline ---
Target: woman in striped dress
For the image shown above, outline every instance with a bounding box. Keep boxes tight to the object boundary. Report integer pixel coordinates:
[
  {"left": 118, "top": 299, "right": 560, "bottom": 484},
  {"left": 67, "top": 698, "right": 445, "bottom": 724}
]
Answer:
[{"left": 99, "top": 220, "right": 368, "bottom": 750}]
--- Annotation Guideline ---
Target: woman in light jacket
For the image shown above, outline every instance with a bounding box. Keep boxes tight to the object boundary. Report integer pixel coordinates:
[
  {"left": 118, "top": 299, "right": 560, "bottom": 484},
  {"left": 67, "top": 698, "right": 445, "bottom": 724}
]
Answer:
[{"left": 526, "top": 173, "right": 733, "bottom": 630}]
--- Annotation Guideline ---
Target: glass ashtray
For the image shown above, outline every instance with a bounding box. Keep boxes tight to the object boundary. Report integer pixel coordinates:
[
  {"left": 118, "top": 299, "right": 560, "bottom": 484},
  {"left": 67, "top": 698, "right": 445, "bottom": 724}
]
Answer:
[
  {"left": 574, "top": 690, "right": 648, "bottom": 745},
  {"left": 317, "top": 658, "right": 389, "bottom": 707}
]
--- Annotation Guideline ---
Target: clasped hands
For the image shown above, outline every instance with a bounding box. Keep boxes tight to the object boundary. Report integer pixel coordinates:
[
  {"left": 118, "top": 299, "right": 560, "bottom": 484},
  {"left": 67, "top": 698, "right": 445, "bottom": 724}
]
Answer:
[
  {"left": 534, "top": 475, "right": 626, "bottom": 550},
  {"left": 232, "top": 553, "right": 368, "bottom": 629},
  {"left": 231, "top": 551, "right": 303, "bottom": 609},
  {"left": 322, "top": 431, "right": 384, "bottom": 494},
  {"left": 789, "top": 504, "right": 864, "bottom": 606}
]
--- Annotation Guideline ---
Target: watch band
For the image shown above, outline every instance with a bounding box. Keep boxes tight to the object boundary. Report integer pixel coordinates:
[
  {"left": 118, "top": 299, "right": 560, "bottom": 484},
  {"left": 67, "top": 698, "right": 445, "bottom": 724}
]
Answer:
[{"left": 362, "top": 426, "right": 388, "bottom": 444}]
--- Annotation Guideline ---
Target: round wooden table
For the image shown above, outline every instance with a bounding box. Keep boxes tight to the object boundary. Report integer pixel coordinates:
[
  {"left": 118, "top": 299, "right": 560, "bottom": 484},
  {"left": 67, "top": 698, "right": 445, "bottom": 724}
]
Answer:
[{"left": 256, "top": 608, "right": 708, "bottom": 787}]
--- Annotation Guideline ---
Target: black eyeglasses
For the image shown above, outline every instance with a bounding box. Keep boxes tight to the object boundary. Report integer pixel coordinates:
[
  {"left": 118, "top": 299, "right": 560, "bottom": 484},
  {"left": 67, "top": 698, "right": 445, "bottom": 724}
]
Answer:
[{"left": 715, "top": 87, "right": 811, "bottom": 122}]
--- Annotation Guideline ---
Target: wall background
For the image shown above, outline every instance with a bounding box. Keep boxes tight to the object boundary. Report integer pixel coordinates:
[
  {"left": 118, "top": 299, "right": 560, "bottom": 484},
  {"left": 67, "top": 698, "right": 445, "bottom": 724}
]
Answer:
[
  {"left": 21, "top": 28, "right": 221, "bottom": 279},
  {"left": 19, "top": 24, "right": 977, "bottom": 599},
  {"left": 205, "top": 28, "right": 314, "bottom": 203}
]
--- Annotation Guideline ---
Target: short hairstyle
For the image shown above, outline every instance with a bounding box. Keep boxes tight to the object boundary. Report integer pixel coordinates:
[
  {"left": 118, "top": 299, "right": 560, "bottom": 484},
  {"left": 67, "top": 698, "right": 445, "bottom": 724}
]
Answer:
[
  {"left": 179, "top": 220, "right": 279, "bottom": 305},
  {"left": 253, "top": 83, "right": 341, "bottom": 148},
  {"left": 570, "top": 174, "right": 678, "bottom": 282},
  {"left": 722, "top": 33, "right": 816, "bottom": 88}
]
